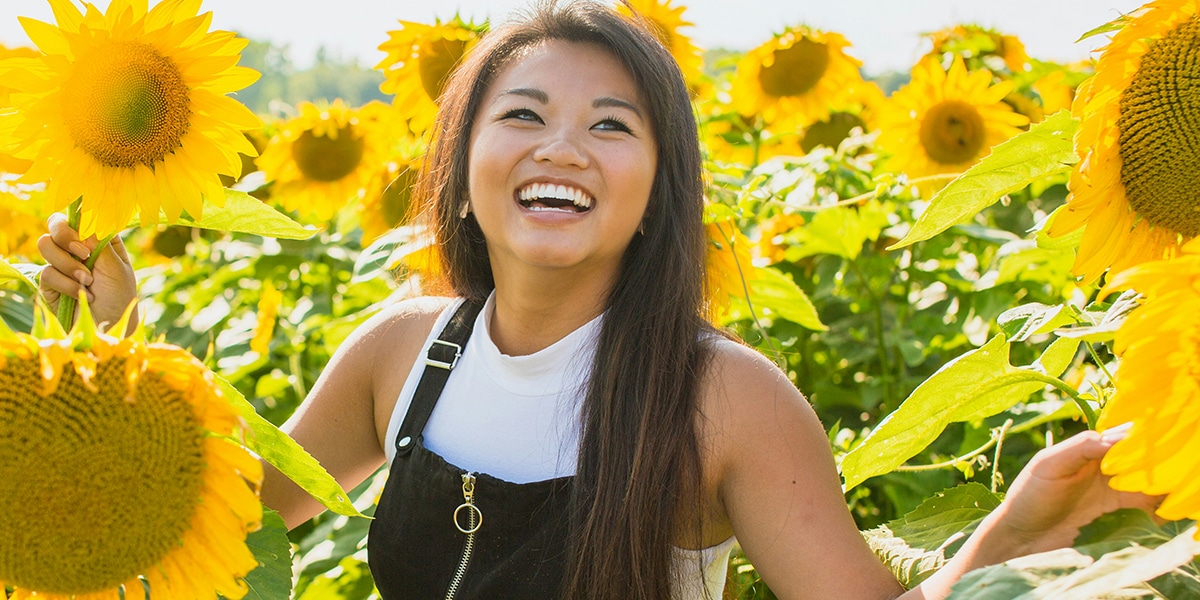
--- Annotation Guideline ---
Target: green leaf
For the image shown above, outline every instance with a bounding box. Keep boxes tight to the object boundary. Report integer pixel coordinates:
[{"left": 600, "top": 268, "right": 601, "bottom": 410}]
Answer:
[
  {"left": 0, "top": 257, "right": 37, "bottom": 291},
  {"left": 841, "top": 335, "right": 1078, "bottom": 490},
  {"left": 1035, "top": 205, "right": 1085, "bottom": 251},
  {"left": 888, "top": 111, "right": 1079, "bottom": 250},
  {"left": 864, "top": 483, "right": 1002, "bottom": 588},
  {"left": 214, "top": 375, "right": 366, "bottom": 518},
  {"left": 998, "top": 303, "right": 1077, "bottom": 343},
  {"left": 134, "top": 189, "right": 317, "bottom": 239},
  {"left": 1054, "top": 290, "right": 1141, "bottom": 343},
  {"left": 739, "top": 266, "right": 826, "bottom": 331},
  {"left": 1076, "top": 14, "right": 1130, "bottom": 43},
  {"left": 239, "top": 508, "right": 294, "bottom": 600},
  {"left": 786, "top": 202, "right": 890, "bottom": 261},
  {"left": 948, "top": 525, "right": 1200, "bottom": 599}
]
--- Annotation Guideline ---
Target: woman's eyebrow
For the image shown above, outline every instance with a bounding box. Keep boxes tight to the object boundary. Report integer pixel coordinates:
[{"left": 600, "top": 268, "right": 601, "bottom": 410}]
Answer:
[
  {"left": 593, "top": 96, "right": 642, "bottom": 118},
  {"left": 498, "top": 87, "right": 549, "bottom": 103}
]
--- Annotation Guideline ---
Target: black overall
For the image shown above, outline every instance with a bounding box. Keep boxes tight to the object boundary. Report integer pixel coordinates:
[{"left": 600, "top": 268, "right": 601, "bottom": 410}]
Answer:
[{"left": 368, "top": 300, "right": 574, "bottom": 599}]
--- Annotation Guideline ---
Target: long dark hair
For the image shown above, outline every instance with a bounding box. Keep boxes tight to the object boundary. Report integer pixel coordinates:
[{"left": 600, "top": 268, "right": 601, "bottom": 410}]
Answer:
[{"left": 418, "top": 1, "right": 711, "bottom": 597}]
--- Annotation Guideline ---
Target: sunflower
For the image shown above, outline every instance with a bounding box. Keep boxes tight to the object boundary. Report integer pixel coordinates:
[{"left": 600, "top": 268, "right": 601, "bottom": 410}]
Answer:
[
  {"left": 756, "top": 213, "right": 807, "bottom": 264},
  {"left": 375, "top": 17, "right": 485, "bottom": 136},
  {"left": 731, "top": 26, "right": 873, "bottom": 130},
  {"left": 360, "top": 158, "right": 421, "bottom": 245},
  {"left": 250, "top": 282, "right": 282, "bottom": 355},
  {"left": 1045, "top": 0, "right": 1200, "bottom": 284},
  {"left": 876, "top": 56, "right": 1029, "bottom": 195},
  {"left": 0, "top": 302, "right": 262, "bottom": 598},
  {"left": 925, "top": 24, "right": 1030, "bottom": 74},
  {"left": 257, "top": 100, "right": 400, "bottom": 223},
  {"left": 1098, "top": 237, "right": 1200, "bottom": 532},
  {"left": 0, "top": 189, "right": 48, "bottom": 258},
  {"left": 618, "top": 0, "right": 704, "bottom": 86},
  {"left": 0, "top": 44, "right": 38, "bottom": 176},
  {"left": 0, "top": 0, "right": 262, "bottom": 239}
]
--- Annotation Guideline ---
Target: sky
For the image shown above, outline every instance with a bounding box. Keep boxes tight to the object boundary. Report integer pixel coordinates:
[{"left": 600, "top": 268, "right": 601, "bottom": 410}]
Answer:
[{"left": 0, "top": 0, "right": 1144, "bottom": 74}]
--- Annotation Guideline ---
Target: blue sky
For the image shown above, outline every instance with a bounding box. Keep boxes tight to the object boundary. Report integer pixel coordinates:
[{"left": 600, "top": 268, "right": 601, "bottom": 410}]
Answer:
[{"left": 1, "top": 0, "right": 1143, "bottom": 74}]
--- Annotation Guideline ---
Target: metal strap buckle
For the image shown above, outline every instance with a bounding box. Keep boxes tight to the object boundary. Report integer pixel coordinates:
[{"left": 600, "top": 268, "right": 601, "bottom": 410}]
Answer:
[{"left": 425, "top": 339, "right": 462, "bottom": 370}]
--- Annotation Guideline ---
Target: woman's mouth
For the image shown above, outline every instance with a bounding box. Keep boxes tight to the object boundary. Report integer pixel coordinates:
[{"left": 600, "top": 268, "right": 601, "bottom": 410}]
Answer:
[{"left": 517, "top": 183, "right": 594, "bottom": 213}]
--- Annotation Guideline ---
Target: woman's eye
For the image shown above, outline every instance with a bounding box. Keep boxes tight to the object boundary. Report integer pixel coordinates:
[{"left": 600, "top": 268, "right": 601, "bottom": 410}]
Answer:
[
  {"left": 500, "top": 108, "right": 542, "bottom": 123},
  {"left": 594, "top": 117, "right": 632, "bottom": 133}
]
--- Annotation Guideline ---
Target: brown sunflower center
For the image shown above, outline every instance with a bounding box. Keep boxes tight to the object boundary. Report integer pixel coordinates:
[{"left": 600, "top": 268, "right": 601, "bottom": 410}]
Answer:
[
  {"left": 758, "top": 37, "right": 830, "bottom": 98},
  {"left": 0, "top": 354, "right": 206, "bottom": 594},
  {"left": 919, "top": 100, "right": 987, "bottom": 165},
  {"left": 62, "top": 41, "right": 191, "bottom": 169},
  {"left": 801, "top": 112, "right": 866, "bottom": 153},
  {"left": 419, "top": 36, "right": 469, "bottom": 102},
  {"left": 1117, "top": 13, "right": 1200, "bottom": 237},
  {"left": 291, "top": 126, "right": 366, "bottom": 182}
]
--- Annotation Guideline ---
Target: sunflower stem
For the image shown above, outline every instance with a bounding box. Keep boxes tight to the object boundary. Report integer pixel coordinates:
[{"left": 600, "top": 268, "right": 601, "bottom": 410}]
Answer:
[{"left": 55, "top": 200, "right": 83, "bottom": 330}]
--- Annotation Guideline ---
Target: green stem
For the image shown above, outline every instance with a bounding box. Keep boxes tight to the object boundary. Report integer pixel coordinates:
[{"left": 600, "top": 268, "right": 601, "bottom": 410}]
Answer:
[
  {"left": 55, "top": 200, "right": 82, "bottom": 330},
  {"left": 897, "top": 419, "right": 1013, "bottom": 473},
  {"left": 991, "top": 419, "right": 1013, "bottom": 493}
]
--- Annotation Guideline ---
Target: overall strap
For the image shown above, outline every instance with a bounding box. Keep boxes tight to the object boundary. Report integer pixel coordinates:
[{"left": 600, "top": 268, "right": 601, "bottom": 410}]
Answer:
[{"left": 394, "top": 299, "right": 485, "bottom": 456}]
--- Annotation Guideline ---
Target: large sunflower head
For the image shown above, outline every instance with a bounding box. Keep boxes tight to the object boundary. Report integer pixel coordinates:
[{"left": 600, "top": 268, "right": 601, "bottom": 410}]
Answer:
[
  {"left": 0, "top": 0, "right": 263, "bottom": 239},
  {"left": 876, "top": 56, "right": 1029, "bottom": 194},
  {"left": 0, "top": 301, "right": 262, "bottom": 598},
  {"left": 924, "top": 24, "right": 1030, "bottom": 74},
  {"left": 1046, "top": 0, "right": 1200, "bottom": 284},
  {"left": 1098, "top": 237, "right": 1200, "bottom": 531},
  {"left": 375, "top": 17, "right": 486, "bottom": 136},
  {"left": 617, "top": 0, "right": 705, "bottom": 87},
  {"left": 257, "top": 99, "right": 402, "bottom": 223},
  {"left": 731, "top": 25, "right": 872, "bottom": 129}
]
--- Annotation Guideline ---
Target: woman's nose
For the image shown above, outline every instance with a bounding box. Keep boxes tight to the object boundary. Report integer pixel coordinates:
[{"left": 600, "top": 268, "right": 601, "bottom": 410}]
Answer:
[{"left": 531, "top": 129, "right": 589, "bottom": 168}]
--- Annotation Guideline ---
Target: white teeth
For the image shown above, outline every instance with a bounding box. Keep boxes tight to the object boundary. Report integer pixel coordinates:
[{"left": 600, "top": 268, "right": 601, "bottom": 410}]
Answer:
[{"left": 517, "top": 182, "right": 594, "bottom": 210}]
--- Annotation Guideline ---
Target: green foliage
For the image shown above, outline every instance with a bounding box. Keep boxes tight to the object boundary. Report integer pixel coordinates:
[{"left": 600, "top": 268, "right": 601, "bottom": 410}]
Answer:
[
  {"left": 889, "top": 111, "right": 1078, "bottom": 250},
  {"left": 240, "top": 509, "right": 295, "bottom": 600},
  {"left": 841, "top": 335, "right": 1079, "bottom": 491},
  {"left": 215, "top": 375, "right": 365, "bottom": 517},
  {"left": 949, "top": 517, "right": 1200, "bottom": 599},
  {"left": 864, "top": 483, "right": 1003, "bottom": 588}
]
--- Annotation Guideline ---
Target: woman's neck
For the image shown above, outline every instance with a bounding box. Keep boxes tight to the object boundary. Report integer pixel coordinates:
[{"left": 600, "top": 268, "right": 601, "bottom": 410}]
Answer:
[{"left": 486, "top": 264, "right": 614, "bottom": 356}]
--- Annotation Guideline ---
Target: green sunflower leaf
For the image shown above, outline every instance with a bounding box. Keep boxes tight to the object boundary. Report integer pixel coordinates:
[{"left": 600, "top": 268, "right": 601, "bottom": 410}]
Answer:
[
  {"left": 0, "top": 257, "right": 37, "bottom": 291},
  {"left": 888, "top": 111, "right": 1079, "bottom": 251},
  {"left": 864, "top": 483, "right": 1002, "bottom": 589},
  {"left": 1075, "top": 14, "right": 1131, "bottom": 43},
  {"left": 239, "top": 508, "right": 294, "bottom": 600},
  {"left": 214, "top": 375, "right": 367, "bottom": 518},
  {"left": 726, "top": 266, "right": 826, "bottom": 331},
  {"left": 130, "top": 189, "right": 318, "bottom": 239},
  {"left": 841, "top": 335, "right": 1078, "bottom": 491}
]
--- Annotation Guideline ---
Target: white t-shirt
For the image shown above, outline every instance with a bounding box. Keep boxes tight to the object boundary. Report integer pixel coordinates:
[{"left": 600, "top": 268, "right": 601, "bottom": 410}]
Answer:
[{"left": 383, "top": 294, "right": 735, "bottom": 599}]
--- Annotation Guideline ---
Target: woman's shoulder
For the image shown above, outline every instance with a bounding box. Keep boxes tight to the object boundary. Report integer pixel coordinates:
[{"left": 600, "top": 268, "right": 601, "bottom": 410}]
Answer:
[
  {"left": 338, "top": 296, "right": 459, "bottom": 364},
  {"left": 699, "top": 334, "right": 798, "bottom": 403}
]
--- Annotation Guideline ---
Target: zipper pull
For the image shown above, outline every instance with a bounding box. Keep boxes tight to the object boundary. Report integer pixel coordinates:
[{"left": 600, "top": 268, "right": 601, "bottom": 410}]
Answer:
[{"left": 453, "top": 472, "right": 482, "bottom": 534}]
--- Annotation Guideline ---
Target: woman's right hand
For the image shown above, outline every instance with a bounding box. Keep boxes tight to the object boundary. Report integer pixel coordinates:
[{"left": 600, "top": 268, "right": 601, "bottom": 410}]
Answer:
[{"left": 37, "top": 212, "right": 138, "bottom": 333}]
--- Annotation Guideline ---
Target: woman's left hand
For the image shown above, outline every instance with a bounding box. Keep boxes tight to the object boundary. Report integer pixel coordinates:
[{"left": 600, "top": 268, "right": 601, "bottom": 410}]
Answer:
[{"left": 985, "top": 428, "right": 1162, "bottom": 558}]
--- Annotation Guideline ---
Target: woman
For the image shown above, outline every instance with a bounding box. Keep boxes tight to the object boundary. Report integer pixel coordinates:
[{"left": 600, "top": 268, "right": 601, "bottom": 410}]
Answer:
[{"left": 38, "top": 1, "right": 1156, "bottom": 598}]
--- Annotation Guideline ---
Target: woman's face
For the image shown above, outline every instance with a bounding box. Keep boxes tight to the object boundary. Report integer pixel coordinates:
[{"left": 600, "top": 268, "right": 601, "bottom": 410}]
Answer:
[{"left": 467, "top": 40, "right": 657, "bottom": 280}]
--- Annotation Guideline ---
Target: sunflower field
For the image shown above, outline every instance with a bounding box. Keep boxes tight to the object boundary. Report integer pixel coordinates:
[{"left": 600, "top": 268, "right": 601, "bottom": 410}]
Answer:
[{"left": 1, "top": 0, "right": 1199, "bottom": 598}]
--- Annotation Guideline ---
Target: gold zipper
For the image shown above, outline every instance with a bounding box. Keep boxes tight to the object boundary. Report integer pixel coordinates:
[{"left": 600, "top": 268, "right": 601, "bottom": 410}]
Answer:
[{"left": 446, "top": 472, "right": 482, "bottom": 600}]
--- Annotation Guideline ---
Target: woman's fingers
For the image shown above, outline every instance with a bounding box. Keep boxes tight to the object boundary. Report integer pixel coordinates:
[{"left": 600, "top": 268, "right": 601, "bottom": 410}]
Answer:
[
  {"left": 46, "top": 212, "right": 92, "bottom": 260},
  {"left": 37, "top": 233, "right": 92, "bottom": 287},
  {"left": 39, "top": 265, "right": 93, "bottom": 305}
]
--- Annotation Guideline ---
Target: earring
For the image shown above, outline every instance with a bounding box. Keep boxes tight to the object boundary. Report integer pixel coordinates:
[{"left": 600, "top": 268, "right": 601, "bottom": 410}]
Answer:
[
  {"left": 458, "top": 200, "right": 471, "bottom": 219},
  {"left": 637, "top": 219, "right": 645, "bottom": 235}
]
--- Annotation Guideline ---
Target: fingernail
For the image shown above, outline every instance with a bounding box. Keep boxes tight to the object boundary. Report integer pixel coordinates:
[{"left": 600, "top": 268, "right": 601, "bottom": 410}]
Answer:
[
  {"left": 1101, "top": 422, "right": 1134, "bottom": 444},
  {"left": 75, "top": 270, "right": 93, "bottom": 287},
  {"left": 69, "top": 242, "right": 90, "bottom": 260}
]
